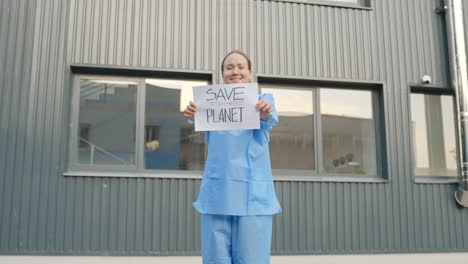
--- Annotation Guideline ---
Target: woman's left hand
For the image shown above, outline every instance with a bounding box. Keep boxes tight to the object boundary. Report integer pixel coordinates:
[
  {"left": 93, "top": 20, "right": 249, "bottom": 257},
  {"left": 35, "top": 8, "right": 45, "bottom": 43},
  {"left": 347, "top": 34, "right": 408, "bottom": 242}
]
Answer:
[{"left": 256, "top": 99, "right": 273, "bottom": 120}]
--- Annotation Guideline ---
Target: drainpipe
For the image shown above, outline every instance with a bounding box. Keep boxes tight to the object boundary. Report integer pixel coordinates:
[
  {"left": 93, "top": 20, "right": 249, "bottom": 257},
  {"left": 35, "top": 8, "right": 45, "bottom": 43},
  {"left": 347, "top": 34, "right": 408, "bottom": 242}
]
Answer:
[{"left": 443, "top": 0, "right": 468, "bottom": 207}]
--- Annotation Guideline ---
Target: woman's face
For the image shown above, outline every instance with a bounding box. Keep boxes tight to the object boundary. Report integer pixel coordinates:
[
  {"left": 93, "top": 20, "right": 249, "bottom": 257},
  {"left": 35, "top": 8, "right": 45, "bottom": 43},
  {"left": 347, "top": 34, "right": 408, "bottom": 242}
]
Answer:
[{"left": 222, "top": 53, "right": 253, "bottom": 84}]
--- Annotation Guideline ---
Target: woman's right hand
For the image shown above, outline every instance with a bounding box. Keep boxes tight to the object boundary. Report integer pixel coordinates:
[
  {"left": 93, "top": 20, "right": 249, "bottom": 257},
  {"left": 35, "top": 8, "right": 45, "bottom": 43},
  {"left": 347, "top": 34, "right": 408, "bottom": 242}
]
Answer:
[{"left": 183, "top": 101, "right": 197, "bottom": 120}]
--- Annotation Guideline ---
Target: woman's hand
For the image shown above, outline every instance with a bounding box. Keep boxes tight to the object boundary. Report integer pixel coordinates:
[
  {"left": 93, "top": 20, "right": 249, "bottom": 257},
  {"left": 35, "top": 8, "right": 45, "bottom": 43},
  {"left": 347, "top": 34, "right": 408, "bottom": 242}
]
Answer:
[
  {"left": 256, "top": 99, "right": 273, "bottom": 120},
  {"left": 183, "top": 101, "right": 197, "bottom": 120}
]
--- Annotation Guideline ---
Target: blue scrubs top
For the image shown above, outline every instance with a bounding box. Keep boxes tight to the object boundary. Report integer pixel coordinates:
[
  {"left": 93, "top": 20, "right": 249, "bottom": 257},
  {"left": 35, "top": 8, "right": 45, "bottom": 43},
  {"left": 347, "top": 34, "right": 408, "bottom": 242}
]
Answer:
[{"left": 193, "top": 93, "right": 282, "bottom": 216}]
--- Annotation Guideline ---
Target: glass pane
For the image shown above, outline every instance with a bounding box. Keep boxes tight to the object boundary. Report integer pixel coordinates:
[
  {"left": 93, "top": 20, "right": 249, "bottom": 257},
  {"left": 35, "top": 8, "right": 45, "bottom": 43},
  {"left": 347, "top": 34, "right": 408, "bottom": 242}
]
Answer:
[
  {"left": 78, "top": 79, "right": 137, "bottom": 166},
  {"left": 326, "top": 0, "right": 358, "bottom": 3},
  {"left": 144, "top": 79, "right": 208, "bottom": 170},
  {"left": 320, "top": 89, "right": 377, "bottom": 175},
  {"left": 261, "top": 86, "right": 315, "bottom": 171},
  {"left": 411, "top": 94, "right": 457, "bottom": 177}
]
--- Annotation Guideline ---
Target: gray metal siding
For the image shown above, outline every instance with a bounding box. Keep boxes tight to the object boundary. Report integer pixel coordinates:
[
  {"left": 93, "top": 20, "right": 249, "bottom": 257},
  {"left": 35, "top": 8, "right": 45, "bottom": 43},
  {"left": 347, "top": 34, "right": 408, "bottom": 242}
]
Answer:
[
  {"left": 1, "top": 0, "right": 468, "bottom": 255},
  {"left": 0, "top": 0, "right": 39, "bottom": 252},
  {"left": 465, "top": 0, "right": 468, "bottom": 65}
]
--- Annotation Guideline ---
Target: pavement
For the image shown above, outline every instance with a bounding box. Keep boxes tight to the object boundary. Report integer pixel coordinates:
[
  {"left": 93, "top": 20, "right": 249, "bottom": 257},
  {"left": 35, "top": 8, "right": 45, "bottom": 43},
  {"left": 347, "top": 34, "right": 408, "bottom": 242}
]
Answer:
[{"left": 1, "top": 253, "right": 468, "bottom": 264}]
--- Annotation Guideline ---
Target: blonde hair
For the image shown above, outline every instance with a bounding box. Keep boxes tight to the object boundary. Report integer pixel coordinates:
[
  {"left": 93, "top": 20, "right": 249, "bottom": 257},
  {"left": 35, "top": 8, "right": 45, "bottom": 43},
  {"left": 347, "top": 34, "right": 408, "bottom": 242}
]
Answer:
[{"left": 221, "top": 50, "right": 252, "bottom": 72}]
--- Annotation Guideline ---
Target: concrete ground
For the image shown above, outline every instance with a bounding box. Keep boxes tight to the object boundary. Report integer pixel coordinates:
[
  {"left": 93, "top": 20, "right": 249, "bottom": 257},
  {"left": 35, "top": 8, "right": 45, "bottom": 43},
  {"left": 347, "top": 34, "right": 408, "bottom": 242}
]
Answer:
[{"left": 1, "top": 253, "right": 468, "bottom": 264}]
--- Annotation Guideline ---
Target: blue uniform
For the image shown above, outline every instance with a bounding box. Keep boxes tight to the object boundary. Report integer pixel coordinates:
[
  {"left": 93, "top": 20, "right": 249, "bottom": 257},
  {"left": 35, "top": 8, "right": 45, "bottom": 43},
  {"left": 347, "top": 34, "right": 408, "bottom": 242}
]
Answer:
[
  {"left": 201, "top": 214, "right": 273, "bottom": 264},
  {"left": 193, "top": 93, "right": 281, "bottom": 215},
  {"left": 193, "top": 93, "right": 281, "bottom": 264}
]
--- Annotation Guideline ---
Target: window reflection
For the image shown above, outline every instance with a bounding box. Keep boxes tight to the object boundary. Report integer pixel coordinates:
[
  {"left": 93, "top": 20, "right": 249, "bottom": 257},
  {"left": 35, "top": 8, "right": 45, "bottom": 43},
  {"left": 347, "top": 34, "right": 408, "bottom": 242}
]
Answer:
[
  {"left": 411, "top": 94, "right": 457, "bottom": 177},
  {"left": 321, "top": 89, "right": 376, "bottom": 175},
  {"left": 261, "top": 86, "right": 315, "bottom": 171},
  {"left": 144, "top": 79, "right": 207, "bottom": 170},
  {"left": 78, "top": 79, "right": 137, "bottom": 166},
  {"left": 326, "top": 0, "right": 359, "bottom": 3}
]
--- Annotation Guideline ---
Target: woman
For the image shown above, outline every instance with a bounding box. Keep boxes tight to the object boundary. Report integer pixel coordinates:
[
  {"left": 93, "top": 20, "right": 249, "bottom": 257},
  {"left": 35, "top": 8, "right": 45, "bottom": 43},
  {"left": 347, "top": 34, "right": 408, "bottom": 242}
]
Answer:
[{"left": 184, "top": 50, "right": 281, "bottom": 264}]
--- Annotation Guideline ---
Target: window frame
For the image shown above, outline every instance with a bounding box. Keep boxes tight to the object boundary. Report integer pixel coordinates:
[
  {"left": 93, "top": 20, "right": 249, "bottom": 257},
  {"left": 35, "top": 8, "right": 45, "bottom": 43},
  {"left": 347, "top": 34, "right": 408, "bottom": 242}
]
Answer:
[
  {"left": 257, "top": 75, "right": 388, "bottom": 183},
  {"left": 68, "top": 75, "right": 142, "bottom": 173},
  {"left": 65, "top": 66, "right": 212, "bottom": 179},
  {"left": 268, "top": 0, "right": 373, "bottom": 10},
  {"left": 408, "top": 84, "right": 459, "bottom": 184}
]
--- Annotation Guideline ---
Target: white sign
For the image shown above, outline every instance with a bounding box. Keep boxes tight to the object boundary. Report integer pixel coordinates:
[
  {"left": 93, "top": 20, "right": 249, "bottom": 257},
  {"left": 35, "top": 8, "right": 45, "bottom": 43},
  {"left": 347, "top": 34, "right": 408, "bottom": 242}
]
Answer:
[{"left": 193, "top": 83, "right": 260, "bottom": 131}]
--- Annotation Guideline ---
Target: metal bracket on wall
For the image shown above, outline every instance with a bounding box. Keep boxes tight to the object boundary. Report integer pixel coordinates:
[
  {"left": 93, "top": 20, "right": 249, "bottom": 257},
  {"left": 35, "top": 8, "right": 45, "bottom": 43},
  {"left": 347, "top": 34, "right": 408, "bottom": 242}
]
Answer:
[{"left": 435, "top": 5, "right": 447, "bottom": 14}]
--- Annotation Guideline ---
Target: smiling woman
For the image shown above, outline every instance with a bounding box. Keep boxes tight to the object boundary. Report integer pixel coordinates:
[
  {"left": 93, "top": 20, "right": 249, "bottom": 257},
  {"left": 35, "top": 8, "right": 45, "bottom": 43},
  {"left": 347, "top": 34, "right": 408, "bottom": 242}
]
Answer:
[
  {"left": 221, "top": 50, "right": 253, "bottom": 84},
  {"left": 184, "top": 50, "right": 281, "bottom": 264}
]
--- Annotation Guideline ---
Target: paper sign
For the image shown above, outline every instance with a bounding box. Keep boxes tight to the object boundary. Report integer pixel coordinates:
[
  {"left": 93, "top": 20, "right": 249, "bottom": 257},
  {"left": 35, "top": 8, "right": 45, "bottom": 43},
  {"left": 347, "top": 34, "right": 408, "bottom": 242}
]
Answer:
[{"left": 193, "top": 83, "right": 260, "bottom": 131}]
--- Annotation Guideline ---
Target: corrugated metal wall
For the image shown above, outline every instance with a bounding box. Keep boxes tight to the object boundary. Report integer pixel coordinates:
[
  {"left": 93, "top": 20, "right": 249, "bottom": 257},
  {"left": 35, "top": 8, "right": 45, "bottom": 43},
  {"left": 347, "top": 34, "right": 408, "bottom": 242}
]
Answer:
[
  {"left": 1, "top": 0, "right": 468, "bottom": 255},
  {"left": 0, "top": 0, "right": 42, "bottom": 252},
  {"left": 465, "top": 0, "right": 468, "bottom": 64}
]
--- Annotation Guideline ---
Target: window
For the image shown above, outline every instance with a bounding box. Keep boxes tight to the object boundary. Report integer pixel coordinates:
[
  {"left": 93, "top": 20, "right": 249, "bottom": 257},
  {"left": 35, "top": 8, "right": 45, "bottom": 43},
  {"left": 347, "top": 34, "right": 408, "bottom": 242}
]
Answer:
[
  {"left": 316, "top": 0, "right": 371, "bottom": 7},
  {"left": 144, "top": 78, "right": 206, "bottom": 171},
  {"left": 260, "top": 81, "right": 384, "bottom": 179},
  {"left": 68, "top": 75, "right": 209, "bottom": 175},
  {"left": 310, "top": 0, "right": 371, "bottom": 7},
  {"left": 77, "top": 79, "right": 138, "bottom": 167},
  {"left": 410, "top": 87, "right": 458, "bottom": 179},
  {"left": 263, "top": 88, "right": 316, "bottom": 171},
  {"left": 326, "top": 0, "right": 359, "bottom": 3},
  {"left": 320, "top": 89, "right": 377, "bottom": 175},
  {"left": 271, "top": 0, "right": 372, "bottom": 9}
]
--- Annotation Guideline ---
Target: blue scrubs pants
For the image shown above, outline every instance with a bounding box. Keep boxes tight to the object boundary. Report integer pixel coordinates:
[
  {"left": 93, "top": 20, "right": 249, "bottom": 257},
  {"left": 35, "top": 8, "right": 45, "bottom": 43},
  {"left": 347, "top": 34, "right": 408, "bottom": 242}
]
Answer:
[{"left": 201, "top": 214, "right": 273, "bottom": 264}]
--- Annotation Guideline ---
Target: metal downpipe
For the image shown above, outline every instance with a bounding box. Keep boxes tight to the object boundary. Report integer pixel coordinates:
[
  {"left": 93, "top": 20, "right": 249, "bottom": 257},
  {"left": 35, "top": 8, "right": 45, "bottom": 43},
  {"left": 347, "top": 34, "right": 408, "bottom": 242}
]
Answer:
[{"left": 444, "top": 0, "right": 468, "bottom": 206}]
